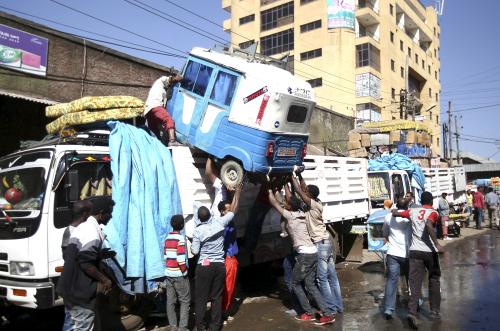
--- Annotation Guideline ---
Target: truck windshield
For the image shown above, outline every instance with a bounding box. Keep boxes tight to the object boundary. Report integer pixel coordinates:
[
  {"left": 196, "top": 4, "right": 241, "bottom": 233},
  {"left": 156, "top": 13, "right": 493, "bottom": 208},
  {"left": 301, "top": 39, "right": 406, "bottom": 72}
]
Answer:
[
  {"left": 0, "top": 168, "right": 46, "bottom": 211},
  {"left": 368, "top": 173, "right": 390, "bottom": 208}
]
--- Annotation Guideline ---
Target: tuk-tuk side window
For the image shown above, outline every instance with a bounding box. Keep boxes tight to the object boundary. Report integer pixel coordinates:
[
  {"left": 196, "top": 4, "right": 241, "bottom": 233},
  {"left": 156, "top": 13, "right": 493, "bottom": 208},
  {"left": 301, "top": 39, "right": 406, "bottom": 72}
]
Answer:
[
  {"left": 287, "top": 105, "right": 308, "bottom": 123},
  {"left": 210, "top": 71, "right": 238, "bottom": 106},
  {"left": 181, "top": 60, "right": 213, "bottom": 97}
]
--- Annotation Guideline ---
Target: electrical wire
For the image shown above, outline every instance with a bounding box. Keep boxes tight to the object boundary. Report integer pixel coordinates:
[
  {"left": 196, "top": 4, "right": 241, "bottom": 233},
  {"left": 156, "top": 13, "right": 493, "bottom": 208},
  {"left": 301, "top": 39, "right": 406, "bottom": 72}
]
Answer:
[
  {"left": 0, "top": 5, "right": 182, "bottom": 58},
  {"left": 48, "top": 0, "right": 187, "bottom": 56}
]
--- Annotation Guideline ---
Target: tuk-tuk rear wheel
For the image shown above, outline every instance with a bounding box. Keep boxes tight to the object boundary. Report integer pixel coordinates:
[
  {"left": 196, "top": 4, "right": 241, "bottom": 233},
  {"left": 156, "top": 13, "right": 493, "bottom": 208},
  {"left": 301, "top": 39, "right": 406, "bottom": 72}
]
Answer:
[{"left": 221, "top": 160, "right": 244, "bottom": 189}]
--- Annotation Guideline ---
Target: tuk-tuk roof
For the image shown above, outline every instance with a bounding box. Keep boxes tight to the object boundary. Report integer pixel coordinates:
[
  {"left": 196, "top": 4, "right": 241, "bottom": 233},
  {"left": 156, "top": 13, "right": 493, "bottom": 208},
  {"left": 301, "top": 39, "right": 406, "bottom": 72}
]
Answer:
[{"left": 189, "top": 47, "right": 314, "bottom": 102}]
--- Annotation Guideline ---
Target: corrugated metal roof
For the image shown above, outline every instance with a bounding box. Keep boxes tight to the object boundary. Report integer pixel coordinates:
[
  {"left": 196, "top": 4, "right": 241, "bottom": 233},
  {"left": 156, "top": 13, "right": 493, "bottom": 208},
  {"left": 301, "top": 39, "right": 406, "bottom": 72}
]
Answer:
[{"left": 0, "top": 88, "right": 57, "bottom": 105}]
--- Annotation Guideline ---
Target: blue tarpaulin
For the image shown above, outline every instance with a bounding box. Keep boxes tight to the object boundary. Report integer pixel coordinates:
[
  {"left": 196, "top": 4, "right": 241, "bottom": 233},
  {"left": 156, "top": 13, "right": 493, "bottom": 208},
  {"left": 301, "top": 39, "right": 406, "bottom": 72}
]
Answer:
[
  {"left": 368, "top": 153, "right": 425, "bottom": 193},
  {"left": 103, "top": 121, "right": 182, "bottom": 293}
]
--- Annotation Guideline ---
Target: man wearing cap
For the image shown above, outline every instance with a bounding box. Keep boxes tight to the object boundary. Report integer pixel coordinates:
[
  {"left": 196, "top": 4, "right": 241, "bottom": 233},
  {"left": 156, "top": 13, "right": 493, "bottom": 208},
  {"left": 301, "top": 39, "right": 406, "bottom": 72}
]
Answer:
[{"left": 144, "top": 74, "right": 183, "bottom": 146}]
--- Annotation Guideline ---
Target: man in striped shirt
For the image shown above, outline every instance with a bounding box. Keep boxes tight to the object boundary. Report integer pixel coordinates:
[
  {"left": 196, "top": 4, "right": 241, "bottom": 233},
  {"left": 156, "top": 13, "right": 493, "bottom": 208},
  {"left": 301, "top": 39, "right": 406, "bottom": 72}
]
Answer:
[{"left": 164, "top": 215, "right": 190, "bottom": 331}]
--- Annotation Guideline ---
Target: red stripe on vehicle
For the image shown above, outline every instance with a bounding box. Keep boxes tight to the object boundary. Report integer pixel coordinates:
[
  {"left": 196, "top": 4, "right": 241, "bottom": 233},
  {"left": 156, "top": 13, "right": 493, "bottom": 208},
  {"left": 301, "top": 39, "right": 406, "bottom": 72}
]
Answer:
[{"left": 256, "top": 94, "right": 270, "bottom": 125}]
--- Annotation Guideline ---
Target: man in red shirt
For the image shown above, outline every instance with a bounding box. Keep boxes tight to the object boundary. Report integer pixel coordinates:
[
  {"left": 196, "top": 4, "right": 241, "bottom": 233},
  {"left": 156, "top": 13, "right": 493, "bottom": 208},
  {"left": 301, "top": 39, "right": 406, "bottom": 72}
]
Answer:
[
  {"left": 473, "top": 187, "right": 486, "bottom": 229},
  {"left": 392, "top": 191, "right": 444, "bottom": 329}
]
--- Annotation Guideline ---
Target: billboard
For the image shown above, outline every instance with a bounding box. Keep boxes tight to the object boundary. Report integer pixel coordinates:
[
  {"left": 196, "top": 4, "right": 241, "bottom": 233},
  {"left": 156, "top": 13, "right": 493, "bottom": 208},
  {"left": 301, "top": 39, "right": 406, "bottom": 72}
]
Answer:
[
  {"left": 327, "top": 0, "right": 356, "bottom": 30},
  {"left": 355, "top": 73, "right": 381, "bottom": 99},
  {"left": 0, "top": 24, "right": 48, "bottom": 76}
]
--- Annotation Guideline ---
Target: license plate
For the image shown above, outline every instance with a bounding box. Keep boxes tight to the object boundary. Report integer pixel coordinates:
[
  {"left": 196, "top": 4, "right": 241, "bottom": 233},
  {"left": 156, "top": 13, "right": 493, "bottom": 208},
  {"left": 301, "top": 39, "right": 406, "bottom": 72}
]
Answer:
[{"left": 277, "top": 147, "right": 296, "bottom": 157}]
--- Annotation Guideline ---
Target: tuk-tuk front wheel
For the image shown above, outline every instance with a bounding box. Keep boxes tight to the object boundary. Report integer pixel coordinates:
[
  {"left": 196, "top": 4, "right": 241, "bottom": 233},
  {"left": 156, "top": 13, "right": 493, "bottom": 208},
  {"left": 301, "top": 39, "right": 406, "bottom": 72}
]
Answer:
[{"left": 220, "top": 160, "right": 244, "bottom": 189}]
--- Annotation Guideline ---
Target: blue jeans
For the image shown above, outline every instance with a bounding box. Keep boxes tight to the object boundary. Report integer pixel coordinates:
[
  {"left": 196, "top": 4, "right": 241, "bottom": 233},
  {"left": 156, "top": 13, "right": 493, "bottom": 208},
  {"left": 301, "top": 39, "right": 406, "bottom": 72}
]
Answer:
[
  {"left": 475, "top": 208, "right": 484, "bottom": 228},
  {"left": 384, "top": 254, "right": 409, "bottom": 313},
  {"left": 283, "top": 253, "right": 302, "bottom": 313},
  {"left": 316, "top": 239, "right": 343, "bottom": 314},
  {"left": 66, "top": 305, "right": 95, "bottom": 331}
]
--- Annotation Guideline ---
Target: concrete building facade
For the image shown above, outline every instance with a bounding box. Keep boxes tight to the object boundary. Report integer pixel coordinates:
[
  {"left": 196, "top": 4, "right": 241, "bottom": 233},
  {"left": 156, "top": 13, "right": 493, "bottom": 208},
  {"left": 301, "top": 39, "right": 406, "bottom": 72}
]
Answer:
[{"left": 222, "top": 0, "right": 441, "bottom": 156}]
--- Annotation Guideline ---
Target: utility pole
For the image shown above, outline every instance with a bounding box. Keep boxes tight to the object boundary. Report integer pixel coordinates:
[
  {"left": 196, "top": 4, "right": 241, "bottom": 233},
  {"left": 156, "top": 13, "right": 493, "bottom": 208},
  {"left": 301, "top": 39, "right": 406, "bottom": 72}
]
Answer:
[
  {"left": 455, "top": 115, "right": 461, "bottom": 165},
  {"left": 442, "top": 123, "right": 448, "bottom": 160},
  {"left": 447, "top": 101, "right": 452, "bottom": 166},
  {"left": 399, "top": 89, "right": 406, "bottom": 119}
]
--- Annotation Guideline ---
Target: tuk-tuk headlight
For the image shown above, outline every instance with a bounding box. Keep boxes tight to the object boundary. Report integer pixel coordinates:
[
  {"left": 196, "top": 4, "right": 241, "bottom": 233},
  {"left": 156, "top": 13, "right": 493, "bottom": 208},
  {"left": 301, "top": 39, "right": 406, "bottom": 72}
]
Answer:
[{"left": 10, "top": 261, "right": 35, "bottom": 276}]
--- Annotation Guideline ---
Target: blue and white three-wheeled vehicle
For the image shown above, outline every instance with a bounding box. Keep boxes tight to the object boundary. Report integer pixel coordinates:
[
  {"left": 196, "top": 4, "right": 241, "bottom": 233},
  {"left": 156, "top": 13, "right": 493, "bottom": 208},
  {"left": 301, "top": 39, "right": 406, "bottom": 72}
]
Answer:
[{"left": 167, "top": 47, "right": 316, "bottom": 187}]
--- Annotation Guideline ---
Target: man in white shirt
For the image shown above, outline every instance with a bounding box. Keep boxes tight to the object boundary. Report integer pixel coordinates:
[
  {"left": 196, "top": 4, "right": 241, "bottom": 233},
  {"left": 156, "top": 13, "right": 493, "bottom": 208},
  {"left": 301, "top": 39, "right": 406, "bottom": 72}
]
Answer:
[
  {"left": 144, "top": 74, "right": 183, "bottom": 146},
  {"left": 382, "top": 198, "right": 411, "bottom": 319}
]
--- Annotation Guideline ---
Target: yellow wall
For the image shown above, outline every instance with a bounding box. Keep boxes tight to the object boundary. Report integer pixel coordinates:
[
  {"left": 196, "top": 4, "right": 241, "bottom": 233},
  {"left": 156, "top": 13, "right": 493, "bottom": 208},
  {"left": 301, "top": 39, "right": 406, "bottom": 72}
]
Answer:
[{"left": 223, "top": 0, "right": 441, "bottom": 156}]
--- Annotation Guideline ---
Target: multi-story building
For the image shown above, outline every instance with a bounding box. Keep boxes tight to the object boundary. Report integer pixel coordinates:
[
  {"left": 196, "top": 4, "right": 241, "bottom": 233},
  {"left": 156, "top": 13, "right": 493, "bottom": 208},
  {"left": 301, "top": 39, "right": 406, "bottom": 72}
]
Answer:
[{"left": 222, "top": 0, "right": 441, "bottom": 156}]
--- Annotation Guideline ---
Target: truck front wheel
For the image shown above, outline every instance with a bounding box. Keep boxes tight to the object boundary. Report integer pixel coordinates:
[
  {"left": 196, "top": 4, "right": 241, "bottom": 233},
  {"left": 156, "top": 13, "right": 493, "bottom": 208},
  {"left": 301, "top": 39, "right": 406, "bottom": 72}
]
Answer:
[{"left": 220, "top": 160, "right": 244, "bottom": 189}]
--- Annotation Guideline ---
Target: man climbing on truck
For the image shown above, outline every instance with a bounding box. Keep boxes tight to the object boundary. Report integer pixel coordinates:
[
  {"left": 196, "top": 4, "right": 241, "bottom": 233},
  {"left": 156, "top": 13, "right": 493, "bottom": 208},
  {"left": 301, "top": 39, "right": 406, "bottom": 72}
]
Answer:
[{"left": 144, "top": 74, "right": 183, "bottom": 146}]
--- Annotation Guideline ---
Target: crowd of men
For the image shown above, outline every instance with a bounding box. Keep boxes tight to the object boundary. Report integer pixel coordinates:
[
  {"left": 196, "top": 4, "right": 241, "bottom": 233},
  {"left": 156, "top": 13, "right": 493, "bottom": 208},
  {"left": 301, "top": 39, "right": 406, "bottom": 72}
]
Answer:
[{"left": 467, "top": 186, "right": 500, "bottom": 230}]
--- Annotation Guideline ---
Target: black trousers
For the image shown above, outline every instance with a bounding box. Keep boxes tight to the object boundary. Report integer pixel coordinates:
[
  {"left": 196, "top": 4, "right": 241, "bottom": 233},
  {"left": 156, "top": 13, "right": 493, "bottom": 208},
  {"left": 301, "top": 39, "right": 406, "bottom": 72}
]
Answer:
[
  {"left": 408, "top": 250, "right": 441, "bottom": 316},
  {"left": 195, "top": 262, "right": 226, "bottom": 331}
]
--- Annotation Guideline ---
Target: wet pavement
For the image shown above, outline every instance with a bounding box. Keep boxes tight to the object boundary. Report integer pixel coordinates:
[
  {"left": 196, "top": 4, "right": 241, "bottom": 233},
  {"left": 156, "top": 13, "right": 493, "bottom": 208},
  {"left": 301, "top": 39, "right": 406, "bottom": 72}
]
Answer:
[
  {"left": 223, "top": 230, "right": 500, "bottom": 331},
  {"left": 1, "top": 230, "right": 500, "bottom": 330}
]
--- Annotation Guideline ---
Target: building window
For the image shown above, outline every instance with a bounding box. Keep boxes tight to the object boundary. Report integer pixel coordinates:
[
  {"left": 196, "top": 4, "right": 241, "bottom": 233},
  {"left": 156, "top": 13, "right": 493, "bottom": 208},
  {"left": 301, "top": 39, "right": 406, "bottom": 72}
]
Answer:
[
  {"left": 435, "top": 71, "right": 438, "bottom": 80},
  {"left": 239, "top": 40, "right": 255, "bottom": 49},
  {"left": 415, "top": 54, "right": 418, "bottom": 65},
  {"left": 390, "top": 31, "right": 394, "bottom": 43},
  {"left": 437, "top": 137, "right": 440, "bottom": 146},
  {"left": 260, "top": 29, "right": 294, "bottom": 56},
  {"left": 401, "top": 67, "right": 404, "bottom": 78},
  {"left": 356, "top": 73, "right": 381, "bottom": 99},
  {"left": 434, "top": 49, "right": 437, "bottom": 58},
  {"left": 408, "top": 47, "right": 411, "bottom": 58},
  {"left": 181, "top": 61, "right": 213, "bottom": 97},
  {"left": 391, "top": 88, "right": 396, "bottom": 99},
  {"left": 391, "top": 59, "right": 395, "bottom": 71},
  {"left": 356, "top": 43, "right": 380, "bottom": 71},
  {"left": 428, "top": 65, "right": 431, "bottom": 74},
  {"left": 429, "top": 88, "right": 432, "bottom": 98},
  {"left": 435, "top": 92, "right": 438, "bottom": 102},
  {"left": 356, "top": 103, "right": 381, "bottom": 123},
  {"left": 261, "top": 1, "right": 294, "bottom": 31},
  {"left": 300, "top": 0, "right": 317, "bottom": 4},
  {"left": 300, "top": 48, "right": 322, "bottom": 61},
  {"left": 400, "top": 40, "right": 403, "bottom": 51},
  {"left": 434, "top": 27, "right": 436, "bottom": 36},
  {"left": 239, "top": 14, "right": 255, "bottom": 25},
  {"left": 300, "top": 19, "right": 321, "bottom": 33},
  {"left": 307, "top": 77, "right": 322, "bottom": 87},
  {"left": 390, "top": 4, "right": 394, "bottom": 15},
  {"left": 422, "top": 59, "right": 424, "bottom": 69}
]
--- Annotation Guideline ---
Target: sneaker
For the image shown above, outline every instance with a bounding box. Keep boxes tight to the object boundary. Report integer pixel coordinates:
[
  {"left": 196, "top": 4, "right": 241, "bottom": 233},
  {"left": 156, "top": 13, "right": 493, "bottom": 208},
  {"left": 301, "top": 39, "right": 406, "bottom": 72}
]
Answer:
[
  {"left": 443, "top": 237, "right": 453, "bottom": 241},
  {"left": 429, "top": 310, "right": 441, "bottom": 320},
  {"left": 383, "top": 309, "right": 393, "bottom": 320},
  {"left": 295, "top": 313, "right": 313, "bottom": 321},
  {"left": 314, "top": 315, "right": 335, "bottom": 325},
  {"left": 407, "top": 314, "right": 419, "bottom": 330},
  {"left": 284, "top": 309, "right": 297, "bottom": 316}
]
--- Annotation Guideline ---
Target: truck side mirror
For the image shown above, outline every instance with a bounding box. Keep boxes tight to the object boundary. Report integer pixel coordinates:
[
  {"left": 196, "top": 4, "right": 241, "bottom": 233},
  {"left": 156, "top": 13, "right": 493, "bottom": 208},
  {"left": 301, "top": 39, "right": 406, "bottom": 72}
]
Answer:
[{"left": 67, "top": 170, "right": 79, "bottom": 202}]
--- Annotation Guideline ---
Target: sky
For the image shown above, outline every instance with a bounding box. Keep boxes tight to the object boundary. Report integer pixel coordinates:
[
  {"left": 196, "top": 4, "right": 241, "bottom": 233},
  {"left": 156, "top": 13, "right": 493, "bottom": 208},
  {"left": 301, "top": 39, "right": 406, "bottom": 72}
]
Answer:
[{"left": 1, "top": 0, "right": 499, "bottom": 161}]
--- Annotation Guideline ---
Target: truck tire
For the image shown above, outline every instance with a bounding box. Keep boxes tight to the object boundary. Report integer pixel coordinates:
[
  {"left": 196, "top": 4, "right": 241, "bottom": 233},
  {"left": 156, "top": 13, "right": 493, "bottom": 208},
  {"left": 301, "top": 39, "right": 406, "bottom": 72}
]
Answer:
[{"left": 220, "top": 159, "right": 244, "bottom": 189}]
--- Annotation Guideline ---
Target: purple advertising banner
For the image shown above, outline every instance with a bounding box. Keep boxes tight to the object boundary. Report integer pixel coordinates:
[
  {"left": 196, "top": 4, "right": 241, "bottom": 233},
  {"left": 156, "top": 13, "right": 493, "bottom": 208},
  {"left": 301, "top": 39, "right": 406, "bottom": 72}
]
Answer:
[{"left": 0, "top": 23, "right": 48, "bottom": 76}]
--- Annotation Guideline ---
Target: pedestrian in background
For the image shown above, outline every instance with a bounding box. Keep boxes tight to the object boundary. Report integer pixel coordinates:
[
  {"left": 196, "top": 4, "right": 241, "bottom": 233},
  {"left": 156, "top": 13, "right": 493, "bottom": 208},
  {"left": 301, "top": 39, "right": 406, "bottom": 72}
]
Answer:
[
  {"left": 392, "top": 191, "right": 444, "bottom": 330},
  {"left": 485, "top": 187, "right": 499, "bottom": 229},
  {"left": 473, "top": 187, "right": 486, "bottom": 229},
  {"left": 382, "top": 198, "right": 411, "bottom": 319},
  {"left": 291, "top": 172, "right": 344, "bottom": 317},
  {"left": 191, "top": 185, "right": 242, "bottom": 331},
  {"left": 164, "top": 215, "right": 190, "bottom": 331},
  {"left": 465, "top": 190, "right": 474, "bottom": 227},
  {"left": 438, "top": 193, "right": 452, "bottom": 240}
]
